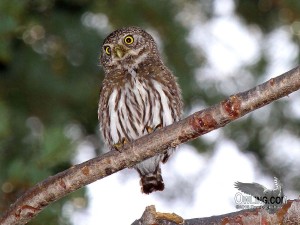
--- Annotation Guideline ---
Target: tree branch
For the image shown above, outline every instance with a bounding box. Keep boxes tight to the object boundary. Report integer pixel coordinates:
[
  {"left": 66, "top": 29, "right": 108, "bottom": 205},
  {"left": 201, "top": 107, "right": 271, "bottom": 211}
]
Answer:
[
  {"left": 132, "top": 200, "right": 300, "bottom": 225},
  {"left": 1, "top": 66, "right": 300, "bottom": 225}
]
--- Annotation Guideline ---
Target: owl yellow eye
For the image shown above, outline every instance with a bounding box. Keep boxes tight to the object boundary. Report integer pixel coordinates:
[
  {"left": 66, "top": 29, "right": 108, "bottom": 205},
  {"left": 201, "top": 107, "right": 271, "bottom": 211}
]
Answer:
[
  {"left": 124, "top": 35, "right": 134, "bottom": 45},
  {"left": 104, "top": 46, "right": 111, "bottom": 55}
]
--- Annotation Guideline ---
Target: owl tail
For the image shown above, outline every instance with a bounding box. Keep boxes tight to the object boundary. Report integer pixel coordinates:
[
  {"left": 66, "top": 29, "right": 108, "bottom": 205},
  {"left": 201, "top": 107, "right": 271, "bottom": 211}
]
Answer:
[{"left": 139, "top": 168, "right": 164, "bottom": 194}]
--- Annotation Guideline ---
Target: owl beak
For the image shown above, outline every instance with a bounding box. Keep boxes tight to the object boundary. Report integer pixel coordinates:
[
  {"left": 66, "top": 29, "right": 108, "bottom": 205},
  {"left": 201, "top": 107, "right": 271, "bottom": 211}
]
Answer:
[{"left": 114, "top": 46, "right": 125, "bottom": 58}]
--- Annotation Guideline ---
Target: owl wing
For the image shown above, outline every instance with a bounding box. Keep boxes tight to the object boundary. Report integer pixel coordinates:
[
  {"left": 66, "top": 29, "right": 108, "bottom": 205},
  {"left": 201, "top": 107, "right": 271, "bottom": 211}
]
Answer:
[
  {"left": 98, "top": 81, "right": 109, "bottom": 126},
  {"left": 154, "top": 66, "right": 183, "bottom": 121},
  {"left": 98, "top": 74, "right": 119, "bottom": 148},
  {"left": 165, "top": 71, "right": 183, "bottom": 120},
  {"left": 150, "top": 65, "right": 183, "bottom": 164},
  {"left": 234, "top": 181, "right": 267, "bottom": 198}
]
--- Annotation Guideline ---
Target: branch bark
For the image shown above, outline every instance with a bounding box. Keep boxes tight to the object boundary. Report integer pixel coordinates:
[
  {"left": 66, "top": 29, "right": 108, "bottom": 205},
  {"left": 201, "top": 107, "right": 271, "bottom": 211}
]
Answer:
[
  {"left": 1, "top": 66, "right": 300, "bottom": 225},
  {"left": 132, "top": 200, "right": 300, "bottom": 225}
]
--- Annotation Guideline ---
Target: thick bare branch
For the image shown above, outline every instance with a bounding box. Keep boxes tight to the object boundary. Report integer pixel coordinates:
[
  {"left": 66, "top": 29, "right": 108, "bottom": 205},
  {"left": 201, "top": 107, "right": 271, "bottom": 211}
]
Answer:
[
  {"left": 132, "top": 200, "right": 300, "bottom": 225},
  {"left": 1, "top": 66, "right": 300, "bottom": 225}
]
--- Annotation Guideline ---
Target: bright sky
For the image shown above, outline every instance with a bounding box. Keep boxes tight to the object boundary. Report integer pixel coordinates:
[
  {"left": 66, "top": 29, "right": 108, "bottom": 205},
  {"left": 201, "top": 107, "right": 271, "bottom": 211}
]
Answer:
[{"left": 70, "top": 0, "right": 300, "bottom": 224}]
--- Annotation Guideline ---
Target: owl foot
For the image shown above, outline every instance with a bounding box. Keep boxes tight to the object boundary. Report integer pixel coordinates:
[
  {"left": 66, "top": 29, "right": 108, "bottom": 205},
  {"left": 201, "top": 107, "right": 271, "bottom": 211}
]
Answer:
[
  {"left": 146, "top": 124, "right": 163, "bottom": 134},
  {"left": 112, "top": 138, "right": 128, "bottom": 152},
  {"left": 155, "top": 124, "right": 163, "bottom": 130},
  {"left": 146, "top": 126, "right": 153, "bottom": 133}
]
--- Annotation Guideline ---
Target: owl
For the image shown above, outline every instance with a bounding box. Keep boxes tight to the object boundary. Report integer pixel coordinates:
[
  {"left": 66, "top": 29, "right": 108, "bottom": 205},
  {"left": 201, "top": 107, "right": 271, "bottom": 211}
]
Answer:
[{"left": 98, "top": 27, "right": 183, "bottom": 194}]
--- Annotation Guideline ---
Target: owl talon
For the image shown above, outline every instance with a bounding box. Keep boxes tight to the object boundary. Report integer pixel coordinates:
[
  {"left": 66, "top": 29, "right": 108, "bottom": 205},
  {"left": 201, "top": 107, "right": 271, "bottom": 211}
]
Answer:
[
  {"left": 146, "top": 126, "right": 153, "bottom": 133},
  {"left": 146, "top": 124, "right": 163, "bottom": 134},
  {"left": 112, "top": 138, "right": 128, "bottom": 152},
  {"left": 112, "top": 143, "right": 122, "bottom": 152},
  {"left": 155, "top": 124, "right": 162, "bottom": 130}
]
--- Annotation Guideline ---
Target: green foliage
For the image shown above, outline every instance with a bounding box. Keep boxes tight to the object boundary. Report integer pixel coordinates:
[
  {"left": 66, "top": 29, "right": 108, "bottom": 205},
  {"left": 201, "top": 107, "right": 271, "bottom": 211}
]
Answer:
[{"left": 1, "top": 0, "right": 300, "bottom": 224}]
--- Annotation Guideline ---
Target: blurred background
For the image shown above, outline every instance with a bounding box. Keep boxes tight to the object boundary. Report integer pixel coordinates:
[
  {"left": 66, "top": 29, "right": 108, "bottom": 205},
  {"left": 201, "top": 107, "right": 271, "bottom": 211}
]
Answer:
[{"left": 1, "top": 0, "right": 300, "bottom": 224}]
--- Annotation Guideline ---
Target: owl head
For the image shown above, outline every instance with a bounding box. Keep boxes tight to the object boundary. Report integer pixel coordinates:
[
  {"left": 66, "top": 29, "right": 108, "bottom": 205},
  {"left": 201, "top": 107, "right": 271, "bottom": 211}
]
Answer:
[{"left": 100, "top": 27, "right": 159, "bottom": 72}]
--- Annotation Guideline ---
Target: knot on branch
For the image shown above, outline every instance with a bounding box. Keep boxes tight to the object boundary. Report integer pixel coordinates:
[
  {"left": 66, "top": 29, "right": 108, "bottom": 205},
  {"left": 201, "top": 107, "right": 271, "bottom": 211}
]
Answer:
[{"left": 137, "top": 205, "right": 184, "bottom": 225}]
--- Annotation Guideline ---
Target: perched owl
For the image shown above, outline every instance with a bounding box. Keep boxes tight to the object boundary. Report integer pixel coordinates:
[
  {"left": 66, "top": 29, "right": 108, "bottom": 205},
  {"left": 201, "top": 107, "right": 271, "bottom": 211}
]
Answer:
[{"left": 98, "top": 27, "right": 183, "bottom": 194}]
